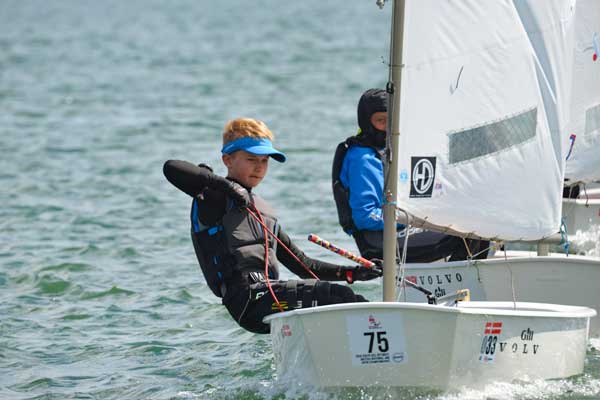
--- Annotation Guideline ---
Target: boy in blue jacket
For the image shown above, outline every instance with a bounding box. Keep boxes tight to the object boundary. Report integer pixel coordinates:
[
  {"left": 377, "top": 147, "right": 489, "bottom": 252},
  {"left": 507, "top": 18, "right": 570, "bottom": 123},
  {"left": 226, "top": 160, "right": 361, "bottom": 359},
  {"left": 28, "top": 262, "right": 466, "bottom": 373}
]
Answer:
[{"left": 332, "top": 89, "right": 489, "bottom": 262}]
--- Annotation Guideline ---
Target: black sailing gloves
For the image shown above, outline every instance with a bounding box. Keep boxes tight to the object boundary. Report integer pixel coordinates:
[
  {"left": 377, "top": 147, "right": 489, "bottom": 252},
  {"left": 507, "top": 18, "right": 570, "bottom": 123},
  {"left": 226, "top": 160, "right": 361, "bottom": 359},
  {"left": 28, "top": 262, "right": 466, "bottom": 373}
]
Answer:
[
  {"left": 337, "top": 262, "right": 383, "bottom": 284},
  {"left": 198, "top": 164, "right": 251, "bottom": 207}
]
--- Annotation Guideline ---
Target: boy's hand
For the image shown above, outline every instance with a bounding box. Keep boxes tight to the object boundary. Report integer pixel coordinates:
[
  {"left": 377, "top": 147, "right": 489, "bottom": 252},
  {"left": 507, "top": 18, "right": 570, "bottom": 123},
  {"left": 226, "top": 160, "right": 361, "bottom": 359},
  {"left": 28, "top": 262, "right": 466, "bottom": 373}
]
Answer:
[
  {"left": 226, "top": 181, "right": 251, "bottom": 207},
  {"left": 353, "top": 263, "right": 383, "bottom": 281},
  {"left": 207, "top": 173, "right": 251, "bottom": 207},
  {"left": 337, "top": 264, "right": 383, "bottom": 284}
]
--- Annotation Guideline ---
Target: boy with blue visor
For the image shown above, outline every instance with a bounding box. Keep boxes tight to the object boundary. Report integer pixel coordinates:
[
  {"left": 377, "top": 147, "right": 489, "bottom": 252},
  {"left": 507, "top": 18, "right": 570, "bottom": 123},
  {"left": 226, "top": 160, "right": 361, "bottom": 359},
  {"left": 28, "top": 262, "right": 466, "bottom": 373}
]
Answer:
[
  {"left": 164, "top": 118, "right": 381, "bottom": 334},
  {"left": 221, "top": 136, "right": 287, "bottom": 163}
]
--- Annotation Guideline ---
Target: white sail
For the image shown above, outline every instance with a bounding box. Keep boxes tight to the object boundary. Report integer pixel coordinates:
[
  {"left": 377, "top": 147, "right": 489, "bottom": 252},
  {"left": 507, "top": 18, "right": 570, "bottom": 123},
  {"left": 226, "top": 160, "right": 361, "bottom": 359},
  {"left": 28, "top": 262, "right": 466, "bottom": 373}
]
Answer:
[
  {"left": 396, "top": 0, "right": 576, "bottom": 241},
  {"left": 564, "top": 0, "right": 600, "bottom": 184},
  {"left": 514, "top": 1, "right": 576, "bottom": 185}
]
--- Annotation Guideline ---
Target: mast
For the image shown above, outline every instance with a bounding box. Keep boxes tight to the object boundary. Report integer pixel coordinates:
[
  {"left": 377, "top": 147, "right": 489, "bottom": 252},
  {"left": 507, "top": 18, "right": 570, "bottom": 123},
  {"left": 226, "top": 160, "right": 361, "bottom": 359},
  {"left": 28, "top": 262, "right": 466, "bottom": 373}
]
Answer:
[{"left": 382, "top": 0, "right": 406, "bottom": 302}]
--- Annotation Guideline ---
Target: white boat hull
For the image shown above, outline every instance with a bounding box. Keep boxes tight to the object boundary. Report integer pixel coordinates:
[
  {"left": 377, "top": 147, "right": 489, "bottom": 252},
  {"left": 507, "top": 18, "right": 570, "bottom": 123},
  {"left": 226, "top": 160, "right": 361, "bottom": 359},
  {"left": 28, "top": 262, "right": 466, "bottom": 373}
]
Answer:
[
  {"left": 266, "top": 302, "right": 594, "bottom": 389},
  {"left": 562, "top": 189, "right": 600, "bottom": 248},
  {"left": 402, "top": 254, "right": 600, "bottom": 336}
]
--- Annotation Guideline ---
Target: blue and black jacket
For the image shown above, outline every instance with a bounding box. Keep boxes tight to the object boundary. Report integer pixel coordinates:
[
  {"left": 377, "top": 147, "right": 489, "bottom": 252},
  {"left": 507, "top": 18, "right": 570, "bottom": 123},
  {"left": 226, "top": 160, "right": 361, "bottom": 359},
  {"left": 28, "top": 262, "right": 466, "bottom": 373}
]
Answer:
[{"left": 163, "top": 160, "right": 352, "bottom": 299}]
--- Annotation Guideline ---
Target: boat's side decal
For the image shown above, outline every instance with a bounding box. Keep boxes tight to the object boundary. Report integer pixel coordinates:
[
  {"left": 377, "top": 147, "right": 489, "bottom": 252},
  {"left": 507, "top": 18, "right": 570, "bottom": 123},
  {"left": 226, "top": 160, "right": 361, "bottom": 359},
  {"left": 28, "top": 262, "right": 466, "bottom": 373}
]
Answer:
[
  {"left": 405, "top": 273, "right": 464, "bottom": 286},
  {"left": 346, "top": 312, "right": 407, "bottom": 366},
  {"left": 498, "top": 327, "right": 540, "bottom": 356},
  {"left": 280, "top": 324, "right": 292, "bottom": 338},
  {"left": 404, "top": 273, "right": 465, "bottom": 298},
  {"left": 479, "top": 322, "right": 541, "bottom": 364},
  {"left": 479, "top": 321, "right": 502, "bottom": 363}
]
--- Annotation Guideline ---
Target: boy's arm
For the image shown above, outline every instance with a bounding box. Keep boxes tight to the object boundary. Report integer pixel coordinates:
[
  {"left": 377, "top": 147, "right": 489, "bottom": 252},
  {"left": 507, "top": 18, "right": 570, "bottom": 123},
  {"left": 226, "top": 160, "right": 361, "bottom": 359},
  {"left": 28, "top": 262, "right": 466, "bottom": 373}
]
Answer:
[
  {"left": 276, "top": 229, "right": 381, "bottom": 283},
  {"left": 163, "top": 160, "right": 249, "bottom": 205},
  {"left": 163, "top": 160, "right": 214, "bottom": 197}
]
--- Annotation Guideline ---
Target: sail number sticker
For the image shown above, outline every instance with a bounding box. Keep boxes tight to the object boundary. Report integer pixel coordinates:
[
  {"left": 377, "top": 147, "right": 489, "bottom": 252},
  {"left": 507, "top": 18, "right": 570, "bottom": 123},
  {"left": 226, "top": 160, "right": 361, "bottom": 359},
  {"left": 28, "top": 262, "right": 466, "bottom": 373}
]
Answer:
[
  {"left": 479, "top": 321, "right": 502, "bottom": 363},
  {"left": 346, "top": 312, "right": 407, "bottom": 366}
]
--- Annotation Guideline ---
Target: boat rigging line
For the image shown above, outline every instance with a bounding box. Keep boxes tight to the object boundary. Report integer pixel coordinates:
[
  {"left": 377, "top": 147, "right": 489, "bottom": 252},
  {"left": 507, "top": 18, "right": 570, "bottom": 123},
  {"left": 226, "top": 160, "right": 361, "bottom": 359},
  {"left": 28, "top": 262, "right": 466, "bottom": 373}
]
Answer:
[
  {"left": 307, "top": 233, "right": 438, "bottom": 304},
  {"left": 245, "top": 205, "right": 320, "bottom": 312}
]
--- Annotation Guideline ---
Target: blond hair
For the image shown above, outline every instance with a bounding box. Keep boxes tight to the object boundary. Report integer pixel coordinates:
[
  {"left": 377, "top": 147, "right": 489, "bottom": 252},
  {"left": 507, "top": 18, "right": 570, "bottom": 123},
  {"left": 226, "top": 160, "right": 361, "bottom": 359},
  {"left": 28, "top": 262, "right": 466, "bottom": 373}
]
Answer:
[{"left": 222, "top": 118, "right": 274, "bottom": 145}]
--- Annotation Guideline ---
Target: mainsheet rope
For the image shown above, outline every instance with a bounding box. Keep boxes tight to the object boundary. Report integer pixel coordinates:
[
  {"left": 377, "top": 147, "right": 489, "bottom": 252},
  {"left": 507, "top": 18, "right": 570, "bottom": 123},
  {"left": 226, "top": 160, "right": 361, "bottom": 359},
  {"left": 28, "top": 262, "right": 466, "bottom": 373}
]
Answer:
[
  {"left": 250, "top": 204, "right": 284, "bottom": 312},
  {"left": 245, "top": 205, "right": 320, "bottom": 312}
]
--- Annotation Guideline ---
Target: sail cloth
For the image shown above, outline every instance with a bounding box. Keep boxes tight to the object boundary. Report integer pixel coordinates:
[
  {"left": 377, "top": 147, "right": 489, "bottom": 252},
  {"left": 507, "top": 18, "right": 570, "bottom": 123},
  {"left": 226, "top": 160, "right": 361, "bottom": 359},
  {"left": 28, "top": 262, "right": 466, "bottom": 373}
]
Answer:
[
  {"left": 396, "top": 0, "right": 576, "bottom": 241},
  {"left": 564, "top": 0, "right": 600, "bottom": 184}
]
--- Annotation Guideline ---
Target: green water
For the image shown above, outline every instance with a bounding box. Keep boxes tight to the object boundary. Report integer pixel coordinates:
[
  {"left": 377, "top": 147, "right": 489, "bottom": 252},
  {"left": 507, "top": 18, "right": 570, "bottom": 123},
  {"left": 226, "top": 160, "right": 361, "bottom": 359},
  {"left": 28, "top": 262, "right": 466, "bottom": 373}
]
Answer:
[{"left": 1, "top": 1, "right": 599, "bottom": 399}]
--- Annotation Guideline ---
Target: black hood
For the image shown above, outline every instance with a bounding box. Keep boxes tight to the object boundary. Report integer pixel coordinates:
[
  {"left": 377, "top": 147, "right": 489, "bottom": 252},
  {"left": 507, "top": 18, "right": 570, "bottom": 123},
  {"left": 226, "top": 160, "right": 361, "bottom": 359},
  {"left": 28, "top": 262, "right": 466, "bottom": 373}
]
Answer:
[{"left": 356, "top": 88, "right": 387, "bottom": 149}]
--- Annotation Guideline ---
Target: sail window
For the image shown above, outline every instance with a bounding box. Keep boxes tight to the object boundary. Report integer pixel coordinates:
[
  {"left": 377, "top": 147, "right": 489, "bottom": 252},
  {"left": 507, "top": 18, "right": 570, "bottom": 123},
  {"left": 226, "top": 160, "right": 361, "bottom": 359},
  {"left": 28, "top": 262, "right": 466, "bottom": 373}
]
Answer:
[
  {"left": 585, "top": 104, "right": 600, "bottom": 136},
  {"left": 448, "top": 108, "right": 537, "bottom": 164}
]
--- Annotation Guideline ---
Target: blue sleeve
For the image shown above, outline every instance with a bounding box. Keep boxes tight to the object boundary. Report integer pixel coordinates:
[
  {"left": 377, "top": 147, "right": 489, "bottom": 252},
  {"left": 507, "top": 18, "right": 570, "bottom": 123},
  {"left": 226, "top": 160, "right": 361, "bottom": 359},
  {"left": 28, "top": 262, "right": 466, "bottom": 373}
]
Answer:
[{"left": 341, "top": 148, "right": 385, "bottom": 231}]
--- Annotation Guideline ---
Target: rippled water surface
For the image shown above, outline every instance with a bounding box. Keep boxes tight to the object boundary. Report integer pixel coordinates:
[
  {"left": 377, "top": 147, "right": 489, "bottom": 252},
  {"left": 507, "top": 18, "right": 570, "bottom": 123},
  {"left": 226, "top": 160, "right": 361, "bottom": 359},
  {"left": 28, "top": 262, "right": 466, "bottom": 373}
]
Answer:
[{"left": 2, "top": 1, "right": 600, "bottom": 399}]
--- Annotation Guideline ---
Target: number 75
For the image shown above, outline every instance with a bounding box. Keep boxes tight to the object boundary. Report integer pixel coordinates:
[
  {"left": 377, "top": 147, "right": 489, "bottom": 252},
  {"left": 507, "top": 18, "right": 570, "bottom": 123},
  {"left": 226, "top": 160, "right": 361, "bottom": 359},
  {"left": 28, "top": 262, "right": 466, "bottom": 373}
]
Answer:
[{"left": 364, "top": 331, "right": 389, "bottom": 353}]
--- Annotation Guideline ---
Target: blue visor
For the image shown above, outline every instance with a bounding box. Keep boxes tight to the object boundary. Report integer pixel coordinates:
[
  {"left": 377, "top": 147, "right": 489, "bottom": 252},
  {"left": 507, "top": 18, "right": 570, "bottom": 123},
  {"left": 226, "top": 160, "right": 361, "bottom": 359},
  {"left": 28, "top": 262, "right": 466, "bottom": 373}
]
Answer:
[{"left": 221, "top": 137, "right": 287, "bottom": 163}]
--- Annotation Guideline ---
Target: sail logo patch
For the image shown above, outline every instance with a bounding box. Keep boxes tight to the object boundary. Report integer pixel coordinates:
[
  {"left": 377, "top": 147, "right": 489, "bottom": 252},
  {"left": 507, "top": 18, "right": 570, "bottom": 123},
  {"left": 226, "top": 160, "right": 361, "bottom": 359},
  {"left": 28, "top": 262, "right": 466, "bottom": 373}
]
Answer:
[
  {"left": 410, "top": 157, "right": 436, "bottom": 198},
  {"left": 399, "top": 169, "right": 409, "bottom": 183}
]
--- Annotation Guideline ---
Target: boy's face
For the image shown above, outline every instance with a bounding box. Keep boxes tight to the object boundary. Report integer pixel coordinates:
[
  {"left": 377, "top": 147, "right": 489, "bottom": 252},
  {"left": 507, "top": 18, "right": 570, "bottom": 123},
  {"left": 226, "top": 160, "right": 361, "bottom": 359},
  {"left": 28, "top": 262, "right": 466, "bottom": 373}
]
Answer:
[
  {"left": 222, "top": 150, "right": 269, "bottom": 189},
  {"left": 370, "top": 111, "right": 388, "bottom": 133}
]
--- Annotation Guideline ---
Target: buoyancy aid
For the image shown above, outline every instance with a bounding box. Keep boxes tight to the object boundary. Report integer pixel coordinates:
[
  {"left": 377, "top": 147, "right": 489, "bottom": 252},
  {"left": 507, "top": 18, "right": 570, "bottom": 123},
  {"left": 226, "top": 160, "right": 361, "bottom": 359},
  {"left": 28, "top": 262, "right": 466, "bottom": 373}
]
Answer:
[
  {"left": 190, "top": 191, "right": 280, "bottom": 298},
  {"left": 331, "top": 136, "right": 384, "bottom": 235},
  {"left": 334, "top": 88, "right": 387, "bottom": 234}
]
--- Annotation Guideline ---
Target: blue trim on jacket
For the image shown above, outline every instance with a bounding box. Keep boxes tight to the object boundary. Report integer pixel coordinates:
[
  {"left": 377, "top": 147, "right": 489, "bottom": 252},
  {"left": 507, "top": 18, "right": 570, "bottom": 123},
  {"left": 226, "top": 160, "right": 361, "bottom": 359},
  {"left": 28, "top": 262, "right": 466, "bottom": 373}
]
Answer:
[
  {"left": 340, "top": 145, "right": 385, "bottom": 231},
  {"left": 191, "top": 198, "right": 201, "bottom": 233}
]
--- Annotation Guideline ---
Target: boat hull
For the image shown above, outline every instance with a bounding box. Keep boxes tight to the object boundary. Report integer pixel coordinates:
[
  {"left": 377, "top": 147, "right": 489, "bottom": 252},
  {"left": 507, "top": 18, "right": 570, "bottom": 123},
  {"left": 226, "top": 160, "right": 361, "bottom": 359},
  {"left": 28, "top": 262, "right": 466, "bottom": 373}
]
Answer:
[
  {"left": 266, "top": 302, "right": 594, "bottom": 389},
  {"left": 562, "top": 192, "right": 600, "bottom": 245},
  {"left": 402, "top": 254, "right": 600, "bottom": 336}
]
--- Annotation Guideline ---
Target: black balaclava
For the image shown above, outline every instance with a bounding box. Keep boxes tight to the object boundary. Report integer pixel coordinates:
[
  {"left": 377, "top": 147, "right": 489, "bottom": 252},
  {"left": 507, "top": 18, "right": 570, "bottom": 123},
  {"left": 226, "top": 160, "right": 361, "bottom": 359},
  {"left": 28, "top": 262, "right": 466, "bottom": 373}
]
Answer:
[{"left": 356, "top": 88, "right": 388, "bottom": 149}]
